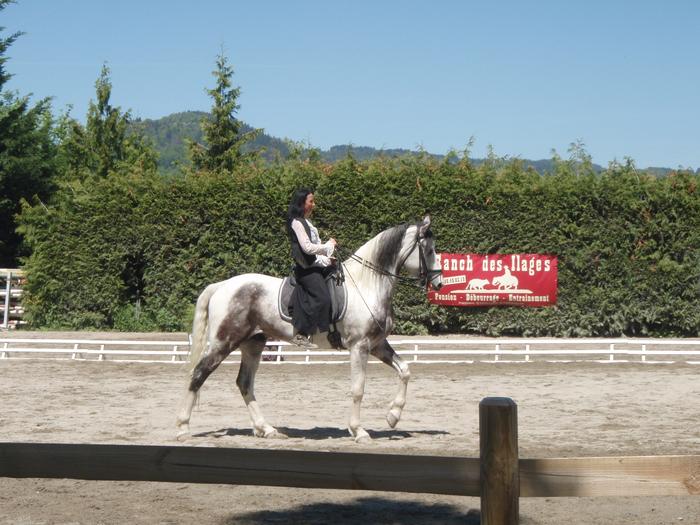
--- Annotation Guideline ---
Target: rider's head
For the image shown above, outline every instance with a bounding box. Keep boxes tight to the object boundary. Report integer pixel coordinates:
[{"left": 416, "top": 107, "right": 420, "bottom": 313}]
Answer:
[{"left": 287, "top": 188, "right": 314, "bottom": 224}]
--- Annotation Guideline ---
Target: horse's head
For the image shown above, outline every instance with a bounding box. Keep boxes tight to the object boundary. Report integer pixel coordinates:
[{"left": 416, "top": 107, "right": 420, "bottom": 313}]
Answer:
[
  {"left": 348, "top": 214, "right": 443, "bottom": 292},
  {"left": 404, "top": 215, "right": 443, "bottom": 291}
]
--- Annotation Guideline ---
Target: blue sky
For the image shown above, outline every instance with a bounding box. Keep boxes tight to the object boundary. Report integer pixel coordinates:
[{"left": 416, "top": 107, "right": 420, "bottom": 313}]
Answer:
[{"left": 3, "top": 1, "right": 699, "bottom": 169}]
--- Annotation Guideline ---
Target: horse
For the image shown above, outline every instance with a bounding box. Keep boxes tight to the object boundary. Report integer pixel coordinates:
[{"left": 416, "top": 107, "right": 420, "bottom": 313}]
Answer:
[
  {"left": 175, "top": 215, "right": 443, "bottom": 443},
  {"left": 492, "top": 268, "right": 518, "bottom": 290}
]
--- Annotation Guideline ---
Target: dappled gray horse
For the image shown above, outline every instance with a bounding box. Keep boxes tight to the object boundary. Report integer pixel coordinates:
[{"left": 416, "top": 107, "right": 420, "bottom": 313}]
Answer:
[{"left": 176, "top": 215, "right": 443, "bottom": 442}]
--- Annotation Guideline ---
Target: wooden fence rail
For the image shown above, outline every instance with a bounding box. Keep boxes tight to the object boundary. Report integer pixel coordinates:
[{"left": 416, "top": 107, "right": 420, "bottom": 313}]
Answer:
[
  {"left": 2, "top": 398, "right": 699, "bottom": 525},
  {"left": 3, "top": 443, "right": 697, "bottom": 498}
]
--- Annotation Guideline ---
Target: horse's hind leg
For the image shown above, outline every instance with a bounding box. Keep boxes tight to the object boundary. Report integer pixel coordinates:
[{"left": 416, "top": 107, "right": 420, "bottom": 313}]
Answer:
[
  {"left": 371, "top": 339, "right": 411, "bottom": 429},
  {"left": 237, "top": 334, "right": 286, "bottom": 439},
  {"left": 176, "top": 339, "right": 235, "bottom": 439}
]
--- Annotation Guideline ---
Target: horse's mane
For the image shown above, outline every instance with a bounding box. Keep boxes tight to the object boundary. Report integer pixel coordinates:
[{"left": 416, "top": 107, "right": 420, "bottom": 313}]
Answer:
[
  {"left": 347, "top": 222, "right": 415, "bottom": 287},
  {"left": 372, "top": 223, "right": 412, "bottom": 272}
]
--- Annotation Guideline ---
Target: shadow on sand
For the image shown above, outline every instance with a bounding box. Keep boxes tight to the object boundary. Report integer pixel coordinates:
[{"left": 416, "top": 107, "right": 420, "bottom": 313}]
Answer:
[
  {"left": 221, "top": 496, "right": 480, "bottom": 524},
  {"left": 194, "top": 426, "right": 450, "bottom": 440}
]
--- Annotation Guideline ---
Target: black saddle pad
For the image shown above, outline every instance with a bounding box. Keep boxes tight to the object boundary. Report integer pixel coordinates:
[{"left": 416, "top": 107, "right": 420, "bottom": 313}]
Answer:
[{"left": 278, "top": 271, "right": 347, "bottom": 324}]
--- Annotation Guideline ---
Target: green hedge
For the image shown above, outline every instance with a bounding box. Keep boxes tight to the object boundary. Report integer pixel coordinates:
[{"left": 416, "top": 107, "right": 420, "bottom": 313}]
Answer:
[{"left": 18, "top": 155, "right": 700, "bottom": 336}]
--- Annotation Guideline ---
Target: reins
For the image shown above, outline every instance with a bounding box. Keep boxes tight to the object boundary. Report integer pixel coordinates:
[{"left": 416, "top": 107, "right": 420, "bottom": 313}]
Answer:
[
  {"left": 333, "top": 234, "right": 442, "bottom": 337},
  {"left": 335, "top": 238, "right": 432, "bottom": 289}
]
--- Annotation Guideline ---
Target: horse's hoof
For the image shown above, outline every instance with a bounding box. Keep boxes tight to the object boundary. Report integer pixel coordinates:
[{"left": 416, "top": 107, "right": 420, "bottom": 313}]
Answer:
[
  {"left": 349, "top": 427, "right": 371, "bottom": 443},
  {"left": 254, "top": 427, "right": 287, "bottom": 439},
  {"left": 264, "top": 429, "right": 288, "bottom": 439},
  {"left": 176, "top": 429, "right": 191, "bottom": 441},
  {"left": 386, "top": 410, "right": 400, "bottom": 429}
]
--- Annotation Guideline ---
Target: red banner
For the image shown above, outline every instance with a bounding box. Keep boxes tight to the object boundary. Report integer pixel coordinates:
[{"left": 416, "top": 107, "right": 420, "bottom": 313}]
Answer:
[{"left": 428, "top": 253, "right": 558, "bottom": 307}]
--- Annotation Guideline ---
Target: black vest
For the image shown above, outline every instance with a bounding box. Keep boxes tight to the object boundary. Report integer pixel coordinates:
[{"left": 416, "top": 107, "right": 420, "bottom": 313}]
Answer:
[{"left": 288, "top": 218, "right": 317, "bottom": 269}]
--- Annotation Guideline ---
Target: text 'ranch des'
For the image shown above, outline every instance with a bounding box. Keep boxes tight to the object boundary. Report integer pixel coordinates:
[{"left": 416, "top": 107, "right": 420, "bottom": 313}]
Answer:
[{"left": 428, "top": 254, "right": 558, "bottom": 307}]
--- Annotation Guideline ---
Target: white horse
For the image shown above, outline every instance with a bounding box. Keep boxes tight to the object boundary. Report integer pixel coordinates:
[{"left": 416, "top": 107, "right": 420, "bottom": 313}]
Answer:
[
  {"left": 176, "top": 215, "right": 443, "bottom": 443},
  {"left": 492, "top": 267, "right": 518, "bottom": 290}
]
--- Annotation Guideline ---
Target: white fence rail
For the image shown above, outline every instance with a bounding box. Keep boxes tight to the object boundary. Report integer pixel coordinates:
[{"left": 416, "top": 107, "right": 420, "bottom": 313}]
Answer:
[{"left": 1, "top": 336, "right": 700, "bottom": 364}]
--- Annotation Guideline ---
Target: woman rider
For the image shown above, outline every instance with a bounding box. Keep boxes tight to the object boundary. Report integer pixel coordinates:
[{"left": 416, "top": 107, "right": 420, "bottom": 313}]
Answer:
[{"left": 286, "top": 188, "right": 337, "bottom": 348}]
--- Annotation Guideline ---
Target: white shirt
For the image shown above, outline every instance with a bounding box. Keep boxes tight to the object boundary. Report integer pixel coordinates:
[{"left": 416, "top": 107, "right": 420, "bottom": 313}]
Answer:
[{"left": 291, "top": 218, "right": 335, "bottom": 267}]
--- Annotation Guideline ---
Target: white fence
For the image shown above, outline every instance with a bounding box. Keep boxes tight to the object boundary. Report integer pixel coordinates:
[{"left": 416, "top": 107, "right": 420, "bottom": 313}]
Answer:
[
  {"left": 0, "top": 269, "right": 25, "bottom": 330},
  {"left": 1, "top": 336, "right": 700, "bottom": 364}
]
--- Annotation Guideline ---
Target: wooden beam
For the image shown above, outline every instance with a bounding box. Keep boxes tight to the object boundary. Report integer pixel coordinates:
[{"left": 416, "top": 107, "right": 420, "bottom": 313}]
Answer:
[
  {"left": 2, "top": 443, "right": 699, "bottom": 498},
  {"left": 520, "top": 455, "right": 700, "bottom": 497},
  {"left": 0, "top": 442, "right": 481, "bottom": 496}
]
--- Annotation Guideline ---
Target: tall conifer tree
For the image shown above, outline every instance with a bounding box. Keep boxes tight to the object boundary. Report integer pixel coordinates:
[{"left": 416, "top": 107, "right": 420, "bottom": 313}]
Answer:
[
  {"left": 0, "top": 0, "right": 58, "bottom": 266},
  {"left": 189, "top": 52, "right": 260, "bottom": 172},
  {"left": 59, "top": 64, "right": 157, "bottom": 181}
]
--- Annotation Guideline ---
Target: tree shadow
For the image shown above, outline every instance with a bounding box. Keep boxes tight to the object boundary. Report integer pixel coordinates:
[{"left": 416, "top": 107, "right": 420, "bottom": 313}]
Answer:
[
  {"left": 220, "top": 496, "right": 480, "bottom": 524},
  {"left": 194, "top": 426, "right": 450, "bottom": 440}
]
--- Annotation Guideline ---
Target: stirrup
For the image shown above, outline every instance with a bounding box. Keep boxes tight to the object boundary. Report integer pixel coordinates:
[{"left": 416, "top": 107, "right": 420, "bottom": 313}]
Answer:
[{"left": 291, "top": 334, "right": 318, "bottom": 349}]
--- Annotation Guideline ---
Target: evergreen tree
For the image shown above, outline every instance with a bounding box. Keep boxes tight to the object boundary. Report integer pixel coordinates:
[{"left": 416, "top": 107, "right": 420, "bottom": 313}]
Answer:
[
  {"left": 58, "top": 64, "right": 157, "bottom": 181},
  {"left": 188, "top": 52, "right": 260, "bottom": 172},
  {"left": 0, "top": 0, "right": 58, "bottom": 267}
]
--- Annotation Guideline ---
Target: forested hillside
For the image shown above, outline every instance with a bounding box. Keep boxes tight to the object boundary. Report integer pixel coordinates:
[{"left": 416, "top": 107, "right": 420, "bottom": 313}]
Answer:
[
  {"left": 132, "top": 111, "right": 615, "bottom": 175},
  {"left": 131, "top": 111, "right": 293, "bottom": 173}
]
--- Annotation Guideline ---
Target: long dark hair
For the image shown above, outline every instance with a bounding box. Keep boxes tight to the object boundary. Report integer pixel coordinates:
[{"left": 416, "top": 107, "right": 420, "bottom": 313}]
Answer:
[{"left": 286, "top": 188, "right": 313, "bottom": 233}]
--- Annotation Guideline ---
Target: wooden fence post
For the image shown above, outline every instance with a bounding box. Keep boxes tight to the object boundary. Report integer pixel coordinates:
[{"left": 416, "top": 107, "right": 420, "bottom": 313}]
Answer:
[{"left": 480, "top": 397, "right": 519, "bottom": 525}]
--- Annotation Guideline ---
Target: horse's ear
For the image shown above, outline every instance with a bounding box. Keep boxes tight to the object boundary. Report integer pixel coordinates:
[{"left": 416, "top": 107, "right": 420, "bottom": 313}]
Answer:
[{"left": 419, "top": 215, "right": 431, "bottom": 236}]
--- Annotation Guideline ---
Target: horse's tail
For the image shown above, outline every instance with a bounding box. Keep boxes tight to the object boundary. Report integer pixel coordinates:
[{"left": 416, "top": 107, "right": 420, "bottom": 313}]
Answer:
[{"left": 188, "top": 282, "right": 222, "bottom": 375}]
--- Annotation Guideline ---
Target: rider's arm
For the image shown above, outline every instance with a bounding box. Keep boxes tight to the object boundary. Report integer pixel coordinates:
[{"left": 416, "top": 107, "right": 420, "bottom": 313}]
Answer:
[{"left": 291, "top": 219, "right": 335, "bottom": 256}]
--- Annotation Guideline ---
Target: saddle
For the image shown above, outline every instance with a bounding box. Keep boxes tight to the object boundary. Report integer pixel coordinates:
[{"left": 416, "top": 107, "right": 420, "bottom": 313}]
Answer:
[{"left": 277, "top": 268, "right": 347, "bottom": 325}]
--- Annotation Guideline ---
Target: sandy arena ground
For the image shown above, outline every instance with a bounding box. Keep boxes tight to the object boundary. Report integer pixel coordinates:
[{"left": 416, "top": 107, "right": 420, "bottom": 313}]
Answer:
[{"left": 1, "top": 339, "right": 700, "bottom": 524}]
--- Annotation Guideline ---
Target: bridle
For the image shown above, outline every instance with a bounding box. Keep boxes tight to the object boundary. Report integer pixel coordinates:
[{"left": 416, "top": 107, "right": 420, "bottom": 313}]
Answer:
[
  {"left": 339, "top": 231, "right": 443, "bottom": 289},
  {"left": 334, "top": 227, "right": 443, "bottom": 337},
  {"left": 414, "top": 236, "right": 443, "bottom": 289}
]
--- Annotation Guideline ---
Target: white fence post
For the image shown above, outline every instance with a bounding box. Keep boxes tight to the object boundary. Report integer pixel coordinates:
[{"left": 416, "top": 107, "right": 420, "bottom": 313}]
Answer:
[{"left": 2, "top": 270, "right": 11, "bottom": 329}]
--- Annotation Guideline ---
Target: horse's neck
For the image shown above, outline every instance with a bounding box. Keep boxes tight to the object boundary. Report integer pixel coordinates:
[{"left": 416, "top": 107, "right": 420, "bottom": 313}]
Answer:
[{"left": 343, "top": 227, "right": 409, "bottom": 304}]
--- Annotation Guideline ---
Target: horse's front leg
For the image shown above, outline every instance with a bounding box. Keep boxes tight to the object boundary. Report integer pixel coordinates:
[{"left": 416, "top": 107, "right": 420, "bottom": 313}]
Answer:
[
  {"left": 348, "top": 340, "right": 371, "bottom": 443},
  {"left": 371, "top": 339, "right": 410, "bottom": 428}
]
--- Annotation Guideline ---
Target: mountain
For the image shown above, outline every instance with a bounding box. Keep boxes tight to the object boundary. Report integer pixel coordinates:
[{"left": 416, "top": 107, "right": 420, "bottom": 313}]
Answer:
[
  {"left": 131, "top": 111, "right": 434, "bottom": 170},
  {"left": 132, "top": 111, "right": 694, "bottom": 176},
  {"left": 131, "top": 111, "right": 292, "bottom": 172}
]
